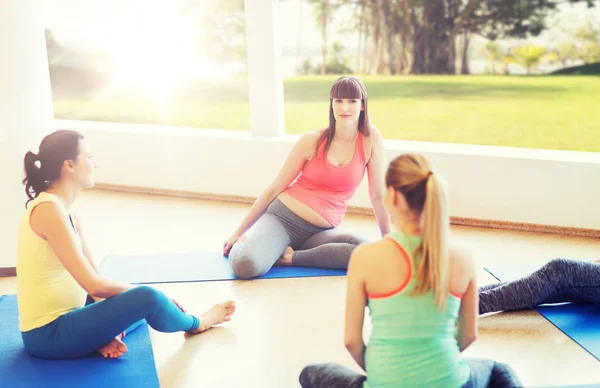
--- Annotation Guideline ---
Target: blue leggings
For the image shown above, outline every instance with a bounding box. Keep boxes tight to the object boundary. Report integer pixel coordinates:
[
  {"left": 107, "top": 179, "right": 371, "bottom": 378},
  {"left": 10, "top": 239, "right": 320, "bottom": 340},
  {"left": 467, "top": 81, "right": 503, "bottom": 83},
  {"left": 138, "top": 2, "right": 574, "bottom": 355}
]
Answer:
[{"left": 21, "top": 286, "right": 200, "bottom": 359}]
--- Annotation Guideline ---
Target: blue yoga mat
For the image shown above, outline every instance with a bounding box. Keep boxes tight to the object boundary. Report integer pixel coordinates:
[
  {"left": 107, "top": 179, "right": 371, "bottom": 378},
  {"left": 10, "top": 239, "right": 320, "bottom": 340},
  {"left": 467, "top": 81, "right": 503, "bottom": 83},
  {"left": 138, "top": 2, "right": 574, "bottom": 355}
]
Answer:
[
  {"left": 0, "top": 295, "right": 160, "bottom": 388},
  {"left": 484, "top": 264, "right": 600, "bottom": 362},
  {"left": 99, "top": 252, "right": 346, "bottom": 284}
]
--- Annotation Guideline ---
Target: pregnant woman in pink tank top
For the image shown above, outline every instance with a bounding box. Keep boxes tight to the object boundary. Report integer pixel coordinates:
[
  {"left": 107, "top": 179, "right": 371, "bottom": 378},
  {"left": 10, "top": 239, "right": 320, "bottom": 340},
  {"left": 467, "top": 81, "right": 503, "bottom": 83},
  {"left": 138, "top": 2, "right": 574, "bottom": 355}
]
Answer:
[{"left": 223, "top": 76, "right": 391, "bottom": 279}]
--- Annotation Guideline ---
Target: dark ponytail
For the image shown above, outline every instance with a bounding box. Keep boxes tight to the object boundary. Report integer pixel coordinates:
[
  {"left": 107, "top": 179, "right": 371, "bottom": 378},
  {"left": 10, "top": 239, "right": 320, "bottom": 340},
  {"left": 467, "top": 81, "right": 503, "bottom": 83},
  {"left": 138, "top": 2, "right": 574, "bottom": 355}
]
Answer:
[
  {"left": 23, "top": 151, "right": 50, "bottom": 206},
  {"left": 22, "top": 130, "right": 84, "bottom": 207}
]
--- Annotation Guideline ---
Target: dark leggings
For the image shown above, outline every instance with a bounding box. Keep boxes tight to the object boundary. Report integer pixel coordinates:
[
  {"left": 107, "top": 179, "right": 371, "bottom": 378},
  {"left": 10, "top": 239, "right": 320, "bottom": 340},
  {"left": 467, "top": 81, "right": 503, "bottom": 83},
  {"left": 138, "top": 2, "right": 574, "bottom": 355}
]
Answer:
[
  {"left": 299, "top": 359, "right": 522, "bottom": 388},
  {"left": 229, "top": 199, "right": 367, "bottom": 278},
  {"left": 480, "top": 258, "right": 600, "bottom": 314},
  {"left": 21, "top": 286, "right": 200, "bottom": 359}
]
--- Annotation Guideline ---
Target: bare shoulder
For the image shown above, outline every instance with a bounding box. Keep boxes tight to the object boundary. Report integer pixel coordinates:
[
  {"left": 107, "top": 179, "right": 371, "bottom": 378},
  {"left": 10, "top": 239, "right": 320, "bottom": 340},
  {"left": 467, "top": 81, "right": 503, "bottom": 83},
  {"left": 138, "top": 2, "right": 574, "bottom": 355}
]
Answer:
[
  {"left": 369, "top": 124, "right": 383, "bottom": 139},
  {"left": 29, "top": 201, "right": 67, "bottom": 237},
  {"left": 350, "top": 238, "right": 395, "bottom": 266},
  {"left": 364, "top": 125, "right": 383, "bottom": 161},
  {"left": 296, "top": 130, "right": 323, "bottom": 158},
  {"left": 449, "top": 242, "right": 475, "bottom": 274},
  {"left": 30, "top": 201, "right": 66, "bottom": 222},
  {"left": 299, "top": 130, "right": 322, "bottom": 143},
  {"left": 367, "top": 125, "right": 384, "bottom": 145},
  {"left": 297, "top": 130, "right": 323, "bottom": 147}
]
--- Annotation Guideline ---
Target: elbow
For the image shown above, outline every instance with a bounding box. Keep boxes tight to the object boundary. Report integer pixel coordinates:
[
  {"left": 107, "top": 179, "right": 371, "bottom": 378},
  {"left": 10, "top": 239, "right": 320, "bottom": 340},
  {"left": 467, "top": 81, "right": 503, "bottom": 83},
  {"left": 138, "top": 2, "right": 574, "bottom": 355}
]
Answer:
[
  {"left": 467, "top": 332, "right": 478, "bottom": 345},
  {"left": 462, "top": 332, "right": 477, "bottom": 350},
  {"left": 85, "top": 277, "right": 107, "bottom": 299},
  {"left": 344, "top": 338, "right": 362, "bottom": 351},
  {"left": 87, "top": 285, "right": 104, "bottom": 299},
  {"left": 261, "top": 186, "right": 281, "bottom": 203}
]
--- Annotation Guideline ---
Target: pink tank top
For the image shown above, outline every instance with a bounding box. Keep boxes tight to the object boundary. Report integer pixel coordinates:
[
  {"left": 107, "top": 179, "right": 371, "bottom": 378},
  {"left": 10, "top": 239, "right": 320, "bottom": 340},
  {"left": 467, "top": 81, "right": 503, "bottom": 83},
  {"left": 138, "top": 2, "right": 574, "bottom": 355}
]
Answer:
[{"left": 284, "top": 131, "right": 367, "bottom": 226}]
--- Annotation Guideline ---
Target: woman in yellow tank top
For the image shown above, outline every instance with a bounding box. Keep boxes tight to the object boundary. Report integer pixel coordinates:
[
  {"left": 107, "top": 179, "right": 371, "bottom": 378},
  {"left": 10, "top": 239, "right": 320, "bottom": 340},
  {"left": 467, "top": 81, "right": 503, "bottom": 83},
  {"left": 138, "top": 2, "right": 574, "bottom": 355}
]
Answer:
[
  {"left": 17, "top": 130, "right": 235, "bottom": 359},
  {"left": 299, "top": 154, "right": 522, "bottom": 387}
]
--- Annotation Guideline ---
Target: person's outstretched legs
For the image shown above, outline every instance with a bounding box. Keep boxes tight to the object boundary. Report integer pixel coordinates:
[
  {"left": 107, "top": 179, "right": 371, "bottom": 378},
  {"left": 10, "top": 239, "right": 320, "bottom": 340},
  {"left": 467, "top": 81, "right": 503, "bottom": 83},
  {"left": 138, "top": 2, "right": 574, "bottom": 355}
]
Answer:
[
  {"left": 22, "top": 286, "right": 235, "bottom": 359},
  {"left": 479, "top": 258, "right": 600, "bottom": 314}
]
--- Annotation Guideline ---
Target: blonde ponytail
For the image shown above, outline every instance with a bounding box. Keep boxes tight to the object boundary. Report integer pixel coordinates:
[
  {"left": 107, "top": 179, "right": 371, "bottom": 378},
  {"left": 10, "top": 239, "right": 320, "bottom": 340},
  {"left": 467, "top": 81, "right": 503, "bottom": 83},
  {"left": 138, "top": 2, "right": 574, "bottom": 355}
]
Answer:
[
  {"left": 415, "top": 173, "right": 450, "bottom": 310},
  {"left": 385, "top": 154, "right": 451, "bottom": 311}
]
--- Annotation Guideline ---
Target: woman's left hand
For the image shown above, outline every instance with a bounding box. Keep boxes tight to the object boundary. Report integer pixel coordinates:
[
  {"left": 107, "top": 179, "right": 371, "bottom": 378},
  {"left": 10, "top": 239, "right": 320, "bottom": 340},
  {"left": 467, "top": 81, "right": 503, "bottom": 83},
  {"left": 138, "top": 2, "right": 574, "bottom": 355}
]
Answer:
[{"left": 172, "top": 298, "right": 187, "bottom": 313}]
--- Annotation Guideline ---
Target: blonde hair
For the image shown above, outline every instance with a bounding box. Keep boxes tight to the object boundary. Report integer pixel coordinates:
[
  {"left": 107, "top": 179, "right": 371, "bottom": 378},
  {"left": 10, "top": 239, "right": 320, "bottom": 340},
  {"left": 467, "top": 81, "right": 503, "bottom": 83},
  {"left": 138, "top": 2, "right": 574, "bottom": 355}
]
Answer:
[{"left": 385, "top": 154, "right": 449, "bottom": 310}]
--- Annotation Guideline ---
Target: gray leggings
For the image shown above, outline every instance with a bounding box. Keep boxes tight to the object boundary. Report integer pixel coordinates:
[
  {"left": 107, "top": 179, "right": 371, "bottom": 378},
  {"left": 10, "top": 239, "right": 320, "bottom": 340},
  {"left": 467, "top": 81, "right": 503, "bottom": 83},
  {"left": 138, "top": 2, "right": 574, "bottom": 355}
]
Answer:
[
  {"left": 229, "top": 199, "right": 367, "bottom": 278},
  {"left": 480, "top": 258, "right": 600, "bottom": 314},
  {"left": 299, "top": 359, "right": 522, "bottom": 388}
]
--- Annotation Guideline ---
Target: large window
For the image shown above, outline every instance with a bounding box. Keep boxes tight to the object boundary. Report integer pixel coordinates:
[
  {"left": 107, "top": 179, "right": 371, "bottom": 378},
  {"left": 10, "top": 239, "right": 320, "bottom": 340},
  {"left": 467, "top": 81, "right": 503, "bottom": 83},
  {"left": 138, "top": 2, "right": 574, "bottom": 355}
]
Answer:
[
  {"left": 44, "top": 1, "right": 600, "bottom": 152},
  {"left": 280, "top": 0, "right": 600, "bottom": 152},
  {"left": 44, "top": 0, "right": 249, "bottom": 130}
]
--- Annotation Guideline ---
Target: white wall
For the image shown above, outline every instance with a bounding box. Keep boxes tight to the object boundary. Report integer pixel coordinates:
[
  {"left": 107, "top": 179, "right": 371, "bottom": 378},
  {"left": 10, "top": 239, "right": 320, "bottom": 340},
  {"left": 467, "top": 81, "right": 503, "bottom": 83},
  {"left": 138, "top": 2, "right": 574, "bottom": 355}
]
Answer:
[
  {"left": 63, "top": 120, "right": 600, "bottom": 230},
  {"left": 0, "top": 1, "right": 55, "bottom": 268}
]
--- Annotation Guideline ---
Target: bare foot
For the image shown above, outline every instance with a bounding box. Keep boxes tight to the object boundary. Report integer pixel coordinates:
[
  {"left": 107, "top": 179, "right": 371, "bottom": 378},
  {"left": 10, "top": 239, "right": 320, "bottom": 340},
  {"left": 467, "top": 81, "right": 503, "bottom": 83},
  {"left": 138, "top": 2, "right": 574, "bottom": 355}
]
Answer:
[
  {"left": 274, "top": 246, "right": 294, "bottom": 266},
  {"left": 189, "top": 301, "right": 236, "bottom": 334},
  {"left": 98, "top": 336, "right": 128, "bottom": 359}
]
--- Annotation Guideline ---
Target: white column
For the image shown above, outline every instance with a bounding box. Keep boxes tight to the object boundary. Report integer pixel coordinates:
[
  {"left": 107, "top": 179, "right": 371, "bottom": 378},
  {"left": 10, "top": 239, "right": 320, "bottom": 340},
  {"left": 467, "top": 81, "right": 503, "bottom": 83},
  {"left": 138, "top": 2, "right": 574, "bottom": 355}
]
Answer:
[
  {"left": 244, "top": 0, "right": 285, "bottom": 138},
  {"left": 0, "top": 1, "right": 55, "bottom": 269}
]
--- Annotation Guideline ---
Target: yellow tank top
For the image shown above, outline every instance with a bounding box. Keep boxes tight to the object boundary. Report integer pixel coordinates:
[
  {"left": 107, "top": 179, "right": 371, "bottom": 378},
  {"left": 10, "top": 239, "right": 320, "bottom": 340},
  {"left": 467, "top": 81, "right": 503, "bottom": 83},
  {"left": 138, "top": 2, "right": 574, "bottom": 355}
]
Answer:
[{"left": 16, "top": 192, "right": 87, "bottom": 332}]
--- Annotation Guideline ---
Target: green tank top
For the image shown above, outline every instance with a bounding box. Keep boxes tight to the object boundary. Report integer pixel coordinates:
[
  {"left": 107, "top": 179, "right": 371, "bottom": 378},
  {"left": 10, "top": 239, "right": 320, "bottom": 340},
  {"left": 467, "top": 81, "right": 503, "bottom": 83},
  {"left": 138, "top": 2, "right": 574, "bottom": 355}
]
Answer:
[{"left": 363, "top": 232, "right": 470, "bottom": 388}]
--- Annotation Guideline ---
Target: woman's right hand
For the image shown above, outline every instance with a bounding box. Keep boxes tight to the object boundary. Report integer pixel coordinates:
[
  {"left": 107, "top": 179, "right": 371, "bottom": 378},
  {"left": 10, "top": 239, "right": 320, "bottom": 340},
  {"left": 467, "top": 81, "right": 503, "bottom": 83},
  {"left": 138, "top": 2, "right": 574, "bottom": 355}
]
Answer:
[
  {"left": 220, "top": 133, "right": 313, "bottom": 258},
  {"left": 223, "top": 235, "right": 241, "bottom": 257}
]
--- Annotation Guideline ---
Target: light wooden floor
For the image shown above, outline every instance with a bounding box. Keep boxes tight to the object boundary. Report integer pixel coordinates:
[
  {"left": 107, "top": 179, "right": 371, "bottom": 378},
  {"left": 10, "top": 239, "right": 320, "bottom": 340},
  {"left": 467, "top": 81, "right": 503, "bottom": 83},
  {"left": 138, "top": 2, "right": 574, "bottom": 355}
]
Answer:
[{"left": 1, "top": 189, "right": 599, "bottom": 387}]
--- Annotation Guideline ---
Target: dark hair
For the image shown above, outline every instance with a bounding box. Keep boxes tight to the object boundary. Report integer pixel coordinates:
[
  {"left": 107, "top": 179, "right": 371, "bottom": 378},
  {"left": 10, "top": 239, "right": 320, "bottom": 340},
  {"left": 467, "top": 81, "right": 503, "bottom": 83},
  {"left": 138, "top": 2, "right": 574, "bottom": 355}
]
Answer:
[
  {"left": 318, "top": 76, "right": 371, "bottom": 155},
  {"left": 23, "top": 130, "right": 84, "bottom": 207}
]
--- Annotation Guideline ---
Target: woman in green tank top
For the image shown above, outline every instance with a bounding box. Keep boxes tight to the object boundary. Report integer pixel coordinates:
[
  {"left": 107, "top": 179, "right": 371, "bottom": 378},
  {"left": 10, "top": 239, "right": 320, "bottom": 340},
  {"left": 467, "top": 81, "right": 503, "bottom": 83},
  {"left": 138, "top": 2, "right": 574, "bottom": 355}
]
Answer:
[{"left": 299, "top": 153, "right": 522, "bottom": 388}]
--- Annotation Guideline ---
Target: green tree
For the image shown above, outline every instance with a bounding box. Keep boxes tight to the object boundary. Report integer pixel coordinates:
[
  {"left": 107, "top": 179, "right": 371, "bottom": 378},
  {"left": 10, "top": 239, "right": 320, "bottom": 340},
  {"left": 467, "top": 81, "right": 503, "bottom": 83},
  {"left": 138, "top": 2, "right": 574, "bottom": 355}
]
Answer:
[
  {"left": 306, "top": 0, "right": 341, "bottom": 75},
  {"left": 182, "top": 0, "right": 246, "bottom": 63},
  {"left": 348, "top": 0, "right": 597, "bottom": 75},
  {"left": 509, "top": 45, "right": 555, "bottom": 74},
  {"left": 297, "top": 58, "right": 314, "bottom": 75},
  {"left": 325, "top": 41, "right": 353, "bottom": 74},
  {"left": 483, "top": 41, "right": 504, "bottom": 74},
  {"left": 553, "top": 42, "right": 578, "bottom": 68},
  {"left": 575, "top": 22, "right": 600, "bottom": 64}
]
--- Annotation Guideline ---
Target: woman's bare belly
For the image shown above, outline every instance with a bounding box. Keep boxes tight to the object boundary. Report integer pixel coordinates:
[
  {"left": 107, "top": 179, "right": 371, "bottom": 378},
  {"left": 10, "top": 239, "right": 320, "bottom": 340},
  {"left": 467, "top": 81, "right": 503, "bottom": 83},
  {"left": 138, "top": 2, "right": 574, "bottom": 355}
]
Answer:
[{"left": 277, "top": 192, "right": 333, "bottom": 228}]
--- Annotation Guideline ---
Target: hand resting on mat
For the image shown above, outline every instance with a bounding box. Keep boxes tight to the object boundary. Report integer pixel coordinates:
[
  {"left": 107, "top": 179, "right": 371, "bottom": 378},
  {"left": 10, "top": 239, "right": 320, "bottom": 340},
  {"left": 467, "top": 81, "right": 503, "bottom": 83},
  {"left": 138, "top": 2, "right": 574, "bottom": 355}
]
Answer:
[
  {"left": 223, "top": 235, "right": 243, "bottom": 257},
  {"left": 172, "top": 298, "right": 187, "bottom": 313}
]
